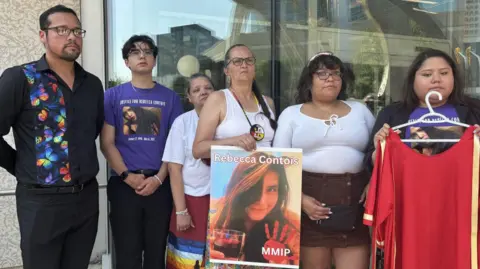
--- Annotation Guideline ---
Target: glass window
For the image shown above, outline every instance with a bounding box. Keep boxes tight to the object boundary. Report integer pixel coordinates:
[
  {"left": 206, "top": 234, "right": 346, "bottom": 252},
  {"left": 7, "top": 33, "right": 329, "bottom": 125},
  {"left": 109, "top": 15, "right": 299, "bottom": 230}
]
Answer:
[
  {"left": 277, "top": 0, "right": 480, "bottom": 115},
  {"left": 106, "top": 0, "right": 272, "bottom": 111},
  {"left": 107, "top": 1, "right": 480, "bottom": 115}
]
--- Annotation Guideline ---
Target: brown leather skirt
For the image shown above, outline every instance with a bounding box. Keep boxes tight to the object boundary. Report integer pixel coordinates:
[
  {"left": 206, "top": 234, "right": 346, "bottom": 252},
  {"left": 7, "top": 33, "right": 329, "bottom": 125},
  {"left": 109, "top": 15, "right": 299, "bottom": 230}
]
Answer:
[{"left": 301, "top": 170, "right": 370, "bottom": 248}]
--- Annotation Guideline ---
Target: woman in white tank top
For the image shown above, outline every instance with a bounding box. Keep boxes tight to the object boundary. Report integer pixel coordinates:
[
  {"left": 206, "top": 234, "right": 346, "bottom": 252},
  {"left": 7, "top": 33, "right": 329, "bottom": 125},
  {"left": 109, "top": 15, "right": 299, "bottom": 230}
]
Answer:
[
  {"left": 192, "top": 44, "right": 277, "bottom": 268},
  {"left": 215, "top": 88, "right": 275, "bottom": 147},
  {"left": 193, "top": 44, "right": 277, "bottom": 159}
]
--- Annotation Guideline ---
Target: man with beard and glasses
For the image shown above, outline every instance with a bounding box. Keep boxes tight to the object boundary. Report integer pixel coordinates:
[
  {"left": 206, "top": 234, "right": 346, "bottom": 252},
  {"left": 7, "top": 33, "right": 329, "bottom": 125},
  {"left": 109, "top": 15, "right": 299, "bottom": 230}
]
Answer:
[
  {"left": 100, "top": 35, "right": 183, "bottom": 269},
  {"left": 0, "top": 5, "right": 104, "bottom": 269}
]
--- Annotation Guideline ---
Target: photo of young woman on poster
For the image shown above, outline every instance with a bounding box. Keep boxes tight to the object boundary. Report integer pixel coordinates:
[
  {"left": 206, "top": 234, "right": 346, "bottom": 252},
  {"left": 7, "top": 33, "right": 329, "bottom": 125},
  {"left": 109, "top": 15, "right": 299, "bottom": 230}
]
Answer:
[{"left": 209, "top": 151, "right": 301, "bottom": 267}]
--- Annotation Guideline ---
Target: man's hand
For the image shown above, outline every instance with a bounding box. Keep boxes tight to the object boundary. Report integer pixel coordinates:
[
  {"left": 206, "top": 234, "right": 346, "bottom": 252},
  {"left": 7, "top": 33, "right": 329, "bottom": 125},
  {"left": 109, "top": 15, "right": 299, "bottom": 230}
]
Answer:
[
  {"left": 124, "top": 173, "right": 145, "bottom": 189},
  {"left": 136, "top": 177, "right": 162, "bottom": 196}
]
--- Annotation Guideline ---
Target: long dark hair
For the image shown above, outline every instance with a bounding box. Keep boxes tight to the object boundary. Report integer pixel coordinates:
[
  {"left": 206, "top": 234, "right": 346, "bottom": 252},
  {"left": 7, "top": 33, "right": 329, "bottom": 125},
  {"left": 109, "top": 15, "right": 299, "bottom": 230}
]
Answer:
[
  {"left": 224, "top": 44, "right": 277, "bottom": 130},
  {"left": 295, "top": 53, "right": 351, "bottom": 104},
  {"left": 123, "top": 106, "right": 144, "bottom": 124},
  {"left": 214, "top": 152, "right": 290, "bottom": 230},
  {"left": 213, "top": 152, "right": 292, "bottom": 262},
  {"left": 402, "top": 48, "right": 465, "bottom": 111}
]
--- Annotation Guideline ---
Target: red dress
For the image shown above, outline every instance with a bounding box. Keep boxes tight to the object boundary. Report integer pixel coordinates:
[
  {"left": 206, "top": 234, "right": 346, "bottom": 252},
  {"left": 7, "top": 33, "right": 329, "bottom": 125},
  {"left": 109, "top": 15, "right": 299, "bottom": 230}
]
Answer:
[{"left": 364, "top": 126, "right": 480, "bottom": 269}]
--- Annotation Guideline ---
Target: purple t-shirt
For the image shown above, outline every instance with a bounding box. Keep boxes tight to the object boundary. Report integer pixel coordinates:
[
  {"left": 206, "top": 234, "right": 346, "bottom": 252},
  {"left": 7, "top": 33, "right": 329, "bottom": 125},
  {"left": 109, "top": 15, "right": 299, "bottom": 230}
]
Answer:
[
  {"left": 104, "top": 82, "right": 183, "bottom": 171},
  {"left": 405, "top": 103, "right": 462, "bottom": 140}
]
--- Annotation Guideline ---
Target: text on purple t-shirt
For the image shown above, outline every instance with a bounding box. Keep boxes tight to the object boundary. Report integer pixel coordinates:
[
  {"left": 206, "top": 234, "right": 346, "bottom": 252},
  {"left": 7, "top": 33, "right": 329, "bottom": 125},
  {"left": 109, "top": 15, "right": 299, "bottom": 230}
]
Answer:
[
  {"left": 104, "top": 82, "right": 183, "bottom": 171},
  {"left": 405, "top": 103, "right": 462, "bottom": 139}
]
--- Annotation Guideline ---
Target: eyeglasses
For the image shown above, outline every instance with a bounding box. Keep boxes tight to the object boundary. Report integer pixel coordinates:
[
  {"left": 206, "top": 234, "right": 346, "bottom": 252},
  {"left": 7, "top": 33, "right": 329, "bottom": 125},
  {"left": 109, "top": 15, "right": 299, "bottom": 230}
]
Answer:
[
  {"left": 43, "top": 26, "right": 86, "bottom": 38},
  {"left": 128, "top": 48, "right": 154, "bottom": 58},
  {"left": 314, "top": 71, "right": 342, "bottom": 81},
  {"left": 228, "top": 57, "right": 256, "bottom": 66}
]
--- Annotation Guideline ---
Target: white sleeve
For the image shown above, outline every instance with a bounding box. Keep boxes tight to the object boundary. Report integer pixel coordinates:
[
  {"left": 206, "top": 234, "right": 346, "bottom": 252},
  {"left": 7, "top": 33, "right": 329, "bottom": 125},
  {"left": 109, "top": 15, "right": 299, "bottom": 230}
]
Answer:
[
  {"left": 361, "top": 103, "right": 376, "bottom": 135},
  {"left": 273, "top": 106, "right": 294, "bottom": 148},
  {"left": 162, "top": 117, "right": 185, "bottom": 165}
]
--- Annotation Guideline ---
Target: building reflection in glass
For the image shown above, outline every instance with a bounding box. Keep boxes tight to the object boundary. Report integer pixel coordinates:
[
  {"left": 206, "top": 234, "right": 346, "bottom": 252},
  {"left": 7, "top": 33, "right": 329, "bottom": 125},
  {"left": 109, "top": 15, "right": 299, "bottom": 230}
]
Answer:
[{"left": 107, "top": 0, "right": 480, "bottom": 115}]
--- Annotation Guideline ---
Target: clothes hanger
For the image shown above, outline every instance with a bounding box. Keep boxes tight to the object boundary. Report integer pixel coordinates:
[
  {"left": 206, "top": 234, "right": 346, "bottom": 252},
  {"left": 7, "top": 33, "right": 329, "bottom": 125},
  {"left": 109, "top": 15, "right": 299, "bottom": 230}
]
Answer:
[{"left": 392, "top": 90, "right": 470, "bottom": 143}]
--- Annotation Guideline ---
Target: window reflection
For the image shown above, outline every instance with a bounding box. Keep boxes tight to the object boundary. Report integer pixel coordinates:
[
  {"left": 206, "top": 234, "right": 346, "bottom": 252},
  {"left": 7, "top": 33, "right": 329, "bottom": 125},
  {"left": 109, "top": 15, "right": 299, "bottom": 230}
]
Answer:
[
  {"left": 277, "top": 0, "right": 480, "bottom": 114},
  {"left": 107, "top": 0, "right": 272, "bottom": 111},
  {"left": 107, "top": 0, "right": 480, "bottom": 115}
]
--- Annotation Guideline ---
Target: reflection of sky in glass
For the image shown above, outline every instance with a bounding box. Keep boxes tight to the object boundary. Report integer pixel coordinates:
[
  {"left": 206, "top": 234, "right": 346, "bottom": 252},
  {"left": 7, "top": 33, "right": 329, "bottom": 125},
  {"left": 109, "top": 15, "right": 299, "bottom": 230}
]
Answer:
[
  {"left": 418, "top": 0, "right": 457, "bottom": 13},
  {"left": 109, "top": 0, "right": 234, "bottom": 80}
]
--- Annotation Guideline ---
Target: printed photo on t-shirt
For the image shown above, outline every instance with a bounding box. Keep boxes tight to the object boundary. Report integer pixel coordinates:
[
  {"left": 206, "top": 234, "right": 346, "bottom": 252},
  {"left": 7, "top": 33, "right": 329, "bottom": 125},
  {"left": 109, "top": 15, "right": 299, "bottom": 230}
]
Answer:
[
  {"left": 410, "top": 126, "right": 463, "bottom": 156},
  {"left": 122, "top": 106, "right": 161, "bottom": 136},
  {"left": 405, "top": 104, "right": 465, "bottom": 156}
]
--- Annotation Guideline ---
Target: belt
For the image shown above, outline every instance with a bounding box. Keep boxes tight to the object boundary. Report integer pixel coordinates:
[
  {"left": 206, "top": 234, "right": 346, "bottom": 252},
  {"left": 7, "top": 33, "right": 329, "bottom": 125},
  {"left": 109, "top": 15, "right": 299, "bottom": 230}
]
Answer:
[
  {"left": 22, "top": 179, "right": 94, "bottom": 194},
  {"left": 130, "top": 169, "right": 159, "bottom": 177}
]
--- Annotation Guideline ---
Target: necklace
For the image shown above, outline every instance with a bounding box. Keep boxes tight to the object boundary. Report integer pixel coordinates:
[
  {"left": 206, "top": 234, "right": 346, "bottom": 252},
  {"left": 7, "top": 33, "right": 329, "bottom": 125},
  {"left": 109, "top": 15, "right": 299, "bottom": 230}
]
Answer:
[
  {"left": 230, "top": 89, "right": 265, "bottom": 142},
  {"left": 131, "top": 82, "right": 155, "bottom": 93}
]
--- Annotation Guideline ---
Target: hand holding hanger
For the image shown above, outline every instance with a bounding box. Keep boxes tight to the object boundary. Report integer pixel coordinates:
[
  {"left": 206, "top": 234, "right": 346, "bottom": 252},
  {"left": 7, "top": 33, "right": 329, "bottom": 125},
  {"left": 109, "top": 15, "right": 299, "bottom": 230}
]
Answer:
[
  {"left": 371, "top": 124, "right": 401, "bottom": 164},
  {"left": 373, "top": 123, "right": 401, "bottom": 149},
  {"left": 474, "top": 124, "right": 480, "bottom": 137}
]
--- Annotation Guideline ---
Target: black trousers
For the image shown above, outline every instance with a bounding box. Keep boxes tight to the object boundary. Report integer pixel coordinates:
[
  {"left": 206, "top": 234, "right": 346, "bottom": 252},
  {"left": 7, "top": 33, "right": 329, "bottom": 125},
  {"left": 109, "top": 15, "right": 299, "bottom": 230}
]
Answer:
[
  {"left": 15, "top": 180, "right": 99, "bottom": 269},
  {"left": 108, "top": 176, "right": 173, "bottom": 269}
]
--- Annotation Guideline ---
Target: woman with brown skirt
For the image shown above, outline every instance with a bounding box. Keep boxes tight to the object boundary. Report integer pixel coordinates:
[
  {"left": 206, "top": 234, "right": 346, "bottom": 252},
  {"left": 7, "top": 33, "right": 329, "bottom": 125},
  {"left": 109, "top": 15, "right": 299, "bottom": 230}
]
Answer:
[{"left": 273, "top": 52, "right": 374, "bottom": 269}]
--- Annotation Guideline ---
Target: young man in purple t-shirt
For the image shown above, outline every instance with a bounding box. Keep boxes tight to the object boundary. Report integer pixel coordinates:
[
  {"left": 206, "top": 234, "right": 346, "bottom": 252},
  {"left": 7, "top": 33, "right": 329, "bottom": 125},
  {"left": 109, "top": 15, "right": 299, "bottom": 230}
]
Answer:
[{"left": 100, "top": 35, "right": 183, "bottom": 269}]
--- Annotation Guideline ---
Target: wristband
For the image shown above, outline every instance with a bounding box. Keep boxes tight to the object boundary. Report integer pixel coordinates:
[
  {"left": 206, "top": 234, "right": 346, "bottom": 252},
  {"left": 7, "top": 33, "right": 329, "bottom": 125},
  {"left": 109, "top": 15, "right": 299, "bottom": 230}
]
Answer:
[
  {"left": 153, "top": 175, "right": 162, "bottom": 184},
  {"left": 120, "top": 171, "right": 130, "bottom": 181},
  {"left": 176, "top": 208, "right": 189, "bottom": 215}
]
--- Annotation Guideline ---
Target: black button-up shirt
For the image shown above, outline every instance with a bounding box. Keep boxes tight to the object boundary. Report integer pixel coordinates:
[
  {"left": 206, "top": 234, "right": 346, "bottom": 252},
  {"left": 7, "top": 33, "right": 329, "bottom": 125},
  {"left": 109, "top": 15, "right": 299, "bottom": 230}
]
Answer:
[{"left": 0, "top": 55, "right": 104, "bottom": 186}]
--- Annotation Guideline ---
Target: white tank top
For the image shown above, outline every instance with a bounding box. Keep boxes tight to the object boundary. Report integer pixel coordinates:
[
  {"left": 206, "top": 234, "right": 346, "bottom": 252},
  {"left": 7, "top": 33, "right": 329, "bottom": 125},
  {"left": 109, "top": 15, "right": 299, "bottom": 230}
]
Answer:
[{"left": 215, "top": 89, "right": 275, "bottom": 147}]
